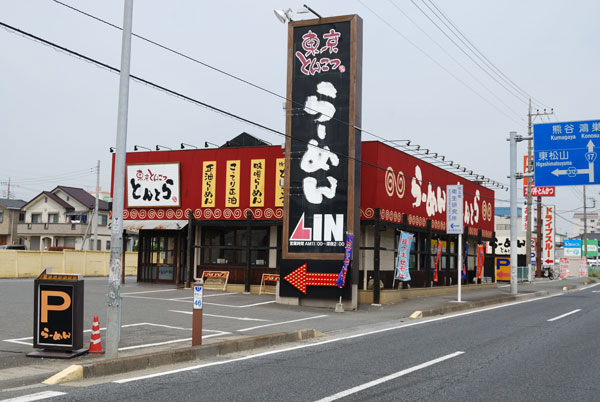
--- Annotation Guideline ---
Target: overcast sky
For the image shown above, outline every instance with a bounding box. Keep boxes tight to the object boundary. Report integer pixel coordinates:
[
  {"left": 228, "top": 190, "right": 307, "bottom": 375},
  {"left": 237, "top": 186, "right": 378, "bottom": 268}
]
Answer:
[{"left": 1, "top": 0, "right": 598, "bottom": 235}]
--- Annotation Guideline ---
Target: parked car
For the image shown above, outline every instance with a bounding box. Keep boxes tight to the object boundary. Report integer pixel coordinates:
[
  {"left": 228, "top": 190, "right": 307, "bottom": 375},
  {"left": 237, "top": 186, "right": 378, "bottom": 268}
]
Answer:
[{"left": 0, "top": 244, "right": 26, "bottom": 250}]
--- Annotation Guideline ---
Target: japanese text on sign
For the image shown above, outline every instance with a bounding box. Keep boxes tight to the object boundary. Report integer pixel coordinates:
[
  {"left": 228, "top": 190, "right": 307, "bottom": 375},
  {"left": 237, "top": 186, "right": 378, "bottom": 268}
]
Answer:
[
  {"left": 295, "top": 29, "right": 345, "bottom": 76},
  {"left": 543, "top": 205, "right": 555, "bottom": 266},
  {"left": 226, "top": 160, "right": 240, "bottom": 208},
  {"left": 127, "top": 163, "right": 180, "bottom": 207},
  {"left": 202, "top": 161, "right": 216, "bottom": 208},
  {"left": 275, "top": 158, "right": 285, "bottom": 207},
  {"left": 250, "top": 159, "right": 265, "bottom": 207},
  {"left": 446, "top": 185, "right": 463, "bottom": 234}
]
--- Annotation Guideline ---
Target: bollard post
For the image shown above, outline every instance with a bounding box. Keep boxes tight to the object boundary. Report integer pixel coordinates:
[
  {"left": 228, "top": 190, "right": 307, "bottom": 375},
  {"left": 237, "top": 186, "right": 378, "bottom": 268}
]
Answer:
[{"left": 192, "top": 281, "right": 203, "bottom": 346}]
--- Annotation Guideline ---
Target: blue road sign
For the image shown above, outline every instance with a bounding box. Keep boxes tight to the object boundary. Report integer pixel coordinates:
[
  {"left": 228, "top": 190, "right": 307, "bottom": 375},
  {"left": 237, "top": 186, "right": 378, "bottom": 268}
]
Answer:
[
  {"left": 446, "top": 184, "right": 463, "bottom": 234},
  {"left": 533, "top": 119, "right": 600, "bottom": 186}
]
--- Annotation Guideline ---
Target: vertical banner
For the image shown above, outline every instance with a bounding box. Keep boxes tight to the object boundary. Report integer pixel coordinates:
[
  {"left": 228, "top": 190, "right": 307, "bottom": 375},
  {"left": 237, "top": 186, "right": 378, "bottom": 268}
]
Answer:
[
  {"left": 395, "top": 231, "right": 414, "bottom": 281},
  {"left": 559, "top": 257, "right": 569, "bottom": 279},
  {"left": 202, "top": 161, "right": 216, "bottom": 208},
  {"left": 225, "top": 160, "right": 240, "bottom": 208},
  {"left": 275, "top": 158, "right": 285, "bottom": 207},
  {"left": 579, "top": 258, "right": 588, "bottom": 278},
  {"left": 433, "top": 240, "right": 442, "bottom": 283},
  {"left": 336, "top": 233, "right": 354, "bottom": 287},
  {"left": 543, "top": 205, "right": 555, "bottom": 266},
  {"left": 250, "top": 159, "right": 265, "bottom": 207},
  {"left": 280, "top": 14, "right": 362, "bottom": 300},
  {"left": 462, "top": 243, "right": 469, "bottom": 279},
  {"left": 476, "top": 244, "right": 485, "bottom": 280}
]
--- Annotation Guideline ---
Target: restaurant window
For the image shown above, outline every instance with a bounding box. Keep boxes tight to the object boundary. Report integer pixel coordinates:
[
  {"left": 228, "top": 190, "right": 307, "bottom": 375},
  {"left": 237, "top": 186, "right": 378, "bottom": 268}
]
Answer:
[{"left": 202, "top": 227, "right": 268, "bottom": 266}]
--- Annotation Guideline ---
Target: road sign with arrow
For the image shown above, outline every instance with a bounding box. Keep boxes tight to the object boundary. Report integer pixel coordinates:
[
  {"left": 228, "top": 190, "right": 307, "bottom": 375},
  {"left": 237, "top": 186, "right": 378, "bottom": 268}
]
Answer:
[{"left": 533, "top": 119, "right": 600, "bottom": 186}]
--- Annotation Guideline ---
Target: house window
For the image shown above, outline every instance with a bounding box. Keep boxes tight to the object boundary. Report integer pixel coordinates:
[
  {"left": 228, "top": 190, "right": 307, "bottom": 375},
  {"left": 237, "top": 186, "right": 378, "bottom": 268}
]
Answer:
[
  {"left": 48, "top": 214, "right": 59, "bottom": 223},
  {"left": 0, "top": 211, "right": 3, "bottom": 223},
  {"left": 31, "top": 214, "right": 42, "bottom": 223},
  {"left": 202, "top": 227, "right": 269, "bottom": 266},
  {"left": 98, "top": 214, "right": 108, "bottom": 226},
  {"left": 106, "top": 241, "right": 111, "bottom": 250},
  {"left": 19, "top": 213, "right": 25, "bottom": 222}
]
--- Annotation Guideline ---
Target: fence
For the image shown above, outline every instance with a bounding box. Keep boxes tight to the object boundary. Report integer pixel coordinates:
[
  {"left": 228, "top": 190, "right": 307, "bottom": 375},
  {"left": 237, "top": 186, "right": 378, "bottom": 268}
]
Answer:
[{"left": 0, "top": 250, "right": 138, "bottom": 278}]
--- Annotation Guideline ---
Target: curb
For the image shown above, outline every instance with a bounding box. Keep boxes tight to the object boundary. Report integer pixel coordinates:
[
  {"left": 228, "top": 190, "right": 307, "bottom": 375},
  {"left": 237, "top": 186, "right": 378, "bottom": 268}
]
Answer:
[
  {"left": 78, "top": 328, "right": 319, "bottom": 381},
  {"left": 410, "top": 291, "right": 551, "bottom": 318}
]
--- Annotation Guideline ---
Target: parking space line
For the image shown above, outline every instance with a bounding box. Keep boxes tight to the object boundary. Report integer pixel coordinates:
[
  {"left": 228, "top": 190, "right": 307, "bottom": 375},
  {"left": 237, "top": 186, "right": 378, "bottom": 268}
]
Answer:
[
  {"left": 0, "top": 390, "right": 67, "bottom": 401},
  {"left": 117, "top": 330, "right": 230, "bottom": 351},
  {"left": 238, "top": 315, "right": 328, "bottom": 332},
  {"left": 205, "top": 300, "right": 276, "bottom": 308},
  {"left": 121, "top": 289, "right": 180, "bottom": 295},
  {"left": 168, "top": 292, "right": 238, "bottom": 301},
  {"left": 547, "top": 309, "right": 581, "bottom": 322},
  {"left": 169, "top": 310, "right": 270, "bottom": 322}
]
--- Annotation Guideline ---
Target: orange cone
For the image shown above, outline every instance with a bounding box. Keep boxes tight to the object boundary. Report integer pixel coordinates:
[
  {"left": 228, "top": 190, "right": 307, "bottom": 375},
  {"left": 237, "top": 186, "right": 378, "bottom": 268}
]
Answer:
[{"left": 89, "top": 315, "right": 104, "bottom": 354}]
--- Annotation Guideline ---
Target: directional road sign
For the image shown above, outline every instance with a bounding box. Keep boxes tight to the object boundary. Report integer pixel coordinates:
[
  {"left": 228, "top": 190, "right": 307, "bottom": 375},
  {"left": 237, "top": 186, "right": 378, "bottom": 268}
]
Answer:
[
  {"left": 446, "top": 184, "right": 463, "bottom": 234},
  {"left": 533, "top": 119, "right": 600, "bottom": 186}
]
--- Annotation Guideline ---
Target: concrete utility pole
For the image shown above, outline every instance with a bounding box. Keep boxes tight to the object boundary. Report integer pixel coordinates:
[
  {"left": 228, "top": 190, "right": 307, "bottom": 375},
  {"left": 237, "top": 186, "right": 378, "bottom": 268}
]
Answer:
[
  {"left": 92, "top": 160, "right": 100, "bottom": 251},
  {"left": 106, "top": 0, "right": 133, "bottom": 359},
  {"left": 526, "top": 99, "right": 553, "bottom": 278},
  {"left": 510, "top": 131, "right": 519, "bottom": 295}
]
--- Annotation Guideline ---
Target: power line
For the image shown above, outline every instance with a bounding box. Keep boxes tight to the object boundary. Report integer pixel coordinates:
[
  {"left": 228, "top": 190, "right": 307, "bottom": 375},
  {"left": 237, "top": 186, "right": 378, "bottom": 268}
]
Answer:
[
  {"left": 0, "top": 19, "right": 506, "bottom": 201},
  {"left": 409, "top": 0, "right": 530, "bottom": 107},
  {"left": 48, "top": 0, "right": 509, "bottom": 190},
  {"left": 385, "top": 0, "right": 524, "bottom": 121},
  {"left": 357, "top": 0, "right": 526, "bottom": 127},
  {"left": 424, "top": 0, "right": 551, "bottom": 111}
]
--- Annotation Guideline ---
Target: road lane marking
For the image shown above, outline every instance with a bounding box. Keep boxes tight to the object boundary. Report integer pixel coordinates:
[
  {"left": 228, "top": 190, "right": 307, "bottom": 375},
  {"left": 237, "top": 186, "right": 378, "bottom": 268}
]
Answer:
[
  {"left": 238, "top": 315, "right": 328, "bottom": 332},
  {"left": 547, "top": 309, "right": 581, "bottom": 322},
  {"left": 116, "top": 330, "right": 229, "bottom": 351},
  {"left": 168, "top": 293, "right": 238, "bottom": 301},
  {"left": 314, "top": 351, "right": 465, "bottom": 402},
  {"left": 1, "top": 391, "right": 67, "bottom": 401},
  {"left": 169, "top": 310, "right": 270, "bottom": 322},
  {"left": 204, "top": 300, "right": 276, "bottom": 308},
  {"left": 114, "top": 293, "right": 565, "bottom": 384}
]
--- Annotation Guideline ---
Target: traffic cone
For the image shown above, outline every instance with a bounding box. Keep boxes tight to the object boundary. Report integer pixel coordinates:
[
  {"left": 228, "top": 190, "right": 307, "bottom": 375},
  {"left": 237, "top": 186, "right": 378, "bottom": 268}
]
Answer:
[{"left": 89, "top": 315, "right": 104, "bottom": 354}]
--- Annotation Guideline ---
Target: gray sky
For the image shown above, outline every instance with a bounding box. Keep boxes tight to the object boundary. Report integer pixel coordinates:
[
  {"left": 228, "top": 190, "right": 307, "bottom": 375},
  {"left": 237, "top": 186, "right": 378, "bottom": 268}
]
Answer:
[{"left": 1, "top": 0, "right": 598, "bottom": 235}]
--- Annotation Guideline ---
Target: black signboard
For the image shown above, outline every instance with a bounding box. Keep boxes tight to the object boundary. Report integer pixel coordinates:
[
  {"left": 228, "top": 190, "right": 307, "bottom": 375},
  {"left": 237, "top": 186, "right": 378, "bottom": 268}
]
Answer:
[
  {"left": 283, "top": 15, "right": 362, "bottom": 260},
  {"left": 29, "top": 270, "right": 86, "bottom": 358},
  {"left": 281, "top": 15, "right": 362, "bottom": 299}
]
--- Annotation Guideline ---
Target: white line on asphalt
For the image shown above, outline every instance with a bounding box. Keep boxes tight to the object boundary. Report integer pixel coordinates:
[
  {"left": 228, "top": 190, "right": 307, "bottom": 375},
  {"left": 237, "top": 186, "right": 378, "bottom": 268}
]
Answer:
[
  {"left": 0, "top": 391, "right": 67, "bottom": 402},
  {"left": 1, "top": 384, "right": 46, "bottom": 393},
  {"left": 121, "top": 289, "right": 179, "bottom": 295},
  {"left": 168, "top": 293, "right": 238, "bottom": 301},
  {"left": 314, "top": 351, "right": 465, "bottom": 402},
  {"left": 120, "top": 295, "right": 192, "bottom": 302},
  {"left": 578, "top": 282, "right": 600, "bottom": 291},
  {"left": 169, "top": 310, "right": 270, "bottom": 322},
  {"left": 238, "top": 315, "right": 328, "bottom": 332},
  {"left": 547, "top": 309, "right": 581, "bottom": 322},
  {"left": 499, "top": 284, "right": 510, "bottom": 288},
  {"left": 114, "top": 292, "right": 565, "bottom": 384},
  {"left": 117, "top": 331, "right": 230, "bottom": 351},
  {"left": 204, "top": 300, "right": 276, "bottom": 308}
]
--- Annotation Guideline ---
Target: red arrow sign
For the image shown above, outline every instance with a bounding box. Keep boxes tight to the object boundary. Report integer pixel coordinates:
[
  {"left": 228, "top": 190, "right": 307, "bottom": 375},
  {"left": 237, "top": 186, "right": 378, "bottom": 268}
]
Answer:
[
  {"left": 544, "top": 259, "right": 554, "bottom": 264},
  {"left": 284, "top": 263, "right": 339, "bottom": 294}
]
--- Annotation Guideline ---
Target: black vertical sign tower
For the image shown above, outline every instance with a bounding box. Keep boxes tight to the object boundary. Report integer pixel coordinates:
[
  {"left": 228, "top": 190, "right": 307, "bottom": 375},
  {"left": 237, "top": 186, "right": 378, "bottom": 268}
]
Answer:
[{"left": 281, "top": 15, "right": 362, "bottom": 301}]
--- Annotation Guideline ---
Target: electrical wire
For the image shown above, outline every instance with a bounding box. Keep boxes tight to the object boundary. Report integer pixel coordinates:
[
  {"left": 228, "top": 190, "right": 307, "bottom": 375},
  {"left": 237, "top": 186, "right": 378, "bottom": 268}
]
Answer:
[
  {"left": 50, "top": 0, "right": 508, "bottom": 185},
  {"left": 0, "top": 19, "right": 507, "bottom": 203}
]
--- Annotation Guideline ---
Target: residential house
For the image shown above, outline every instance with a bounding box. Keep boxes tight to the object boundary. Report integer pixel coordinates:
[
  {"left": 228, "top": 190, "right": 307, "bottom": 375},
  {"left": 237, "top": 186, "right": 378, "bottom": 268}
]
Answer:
[
  {"left": 0, "top": 198, "right": 26, "bottom": 246},
  {"left": 18, "top": 186, "right": 111, "bottom": 251}
]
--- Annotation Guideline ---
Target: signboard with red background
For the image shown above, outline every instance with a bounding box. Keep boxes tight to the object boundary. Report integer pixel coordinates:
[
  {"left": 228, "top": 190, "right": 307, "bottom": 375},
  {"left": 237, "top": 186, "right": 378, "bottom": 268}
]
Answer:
[
  {"left": 112, "top": 146, "right": 285, "bottom": 221},
  {"left": 523, "top": 155, "right": 555, "bottom": 197},
  {"left": 360, "top": 141, "right": 494, "bottom": 238}
]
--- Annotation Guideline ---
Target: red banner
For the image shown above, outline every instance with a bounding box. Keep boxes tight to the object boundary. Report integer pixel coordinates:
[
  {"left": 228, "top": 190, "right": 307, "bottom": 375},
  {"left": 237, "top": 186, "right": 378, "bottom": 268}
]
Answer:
[
  {"left": 477, "top": 244, "right": 485, "bottom": 280},
  {"left": 434, "top": 240, "right": 442, "bottom": 283}
]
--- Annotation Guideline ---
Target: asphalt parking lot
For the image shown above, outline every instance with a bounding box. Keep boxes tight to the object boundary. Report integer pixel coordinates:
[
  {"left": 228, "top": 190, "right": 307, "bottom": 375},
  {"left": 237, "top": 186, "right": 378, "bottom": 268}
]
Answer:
[{"left": 0, "top": 277, "right": 335, "bottom": 370}]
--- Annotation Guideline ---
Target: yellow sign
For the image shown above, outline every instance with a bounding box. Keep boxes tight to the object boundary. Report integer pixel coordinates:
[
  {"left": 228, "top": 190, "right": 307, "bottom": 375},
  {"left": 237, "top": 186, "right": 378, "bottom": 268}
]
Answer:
[
  {"left": 226, "top": 160, "right": 240, "bottom": 207},
  {"left": 250, "top": 159, "right": 265, "bottom": 207},
  {"left": 275, "top": 158, "right": 285, "bottom": 207},
  {"left": 202, "top": 161, "right": 216, "bottom": 207},
  {"left": 495, "top": 257, "right": 511, "bottom": 282}
]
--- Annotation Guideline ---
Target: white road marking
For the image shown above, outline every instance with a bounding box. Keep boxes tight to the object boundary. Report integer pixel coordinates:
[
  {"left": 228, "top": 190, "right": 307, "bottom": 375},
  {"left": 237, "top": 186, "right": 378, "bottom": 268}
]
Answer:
[
  {"left": 314, "top": 351, "right": 465, "bottom": 402},
  {"left": 591, "top": 290, "right": 600, "bottom": 293},
  {"left": 114, "top": 293, "right": 565, "bottom": 384},
  {"left": 547, "top": 309, "right": 581, "bottom": 322},
  {"left": 498, "top": 284, "right": 510, "bottom": 288},
  {"left": 238, "top": 315, "right": 328, "bottom": 332},
  {"left": 121, "top": 289, "right": 179, "bottom": 295},
  {"left": 120, "top": 295, "right": 191, "bottom": 302},
  {"left": 168, "top": 293, "right": 238, "bottom": 301},
  {"left": 169, "top": 310, "right": 270, "bottom": 322},
  {"left": 117, "top": 330, "right": 229, "bottom": 351},
  {"left": 204, "top": 300, "right": 276, "bottom": 308},
  {"left": 1, "top": 384, "right": 46, "bottom": 393},
  {"left": 0, "top": 391, "right": 67, "bottom": 401}
]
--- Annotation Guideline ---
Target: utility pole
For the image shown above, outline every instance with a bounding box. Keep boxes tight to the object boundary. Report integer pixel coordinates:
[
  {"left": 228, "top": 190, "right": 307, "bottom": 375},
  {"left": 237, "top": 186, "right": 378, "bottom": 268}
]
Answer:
[
  {"left": 92, "top": 160, "right": 100, "bottom": 251},
  {"left": 106, "top": 0, "right": 133, "bottom": 359},
  {"left": 526, "top": 99, "right": 553, "bottom": 278},
  {"left": 509, "top": 132, "right": 519, "bottom": 295}
]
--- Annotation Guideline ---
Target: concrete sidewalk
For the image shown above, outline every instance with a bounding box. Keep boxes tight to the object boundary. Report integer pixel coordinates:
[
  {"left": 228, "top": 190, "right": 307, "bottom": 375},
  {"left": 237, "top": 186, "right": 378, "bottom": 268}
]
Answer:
[{"left": 0, "top": 276, "right": 594, "bottom": 389}]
